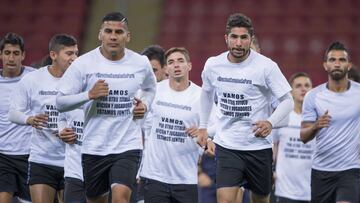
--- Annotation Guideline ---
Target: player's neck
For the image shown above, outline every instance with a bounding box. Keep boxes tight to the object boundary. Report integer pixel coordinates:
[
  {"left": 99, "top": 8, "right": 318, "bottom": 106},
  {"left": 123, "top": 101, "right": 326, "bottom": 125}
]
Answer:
[
  {"left": 294, "top": 101, "right": 302, "bottom": 114},
  {"left": 227, "top": 50, "right": 250, "bottom": 63},
  {"left": 169, "top": 78, "right": 190, "bottom": 91},
  {"left": 48, "top": 64, "right": 64, "bottom": 78},
  {"left": 100, "top": 46, "right": 125, "bottom": 61},
  {"left": 327, "top": 78, "right": 350, "bottom": 93},
  {"left": 1, "top": 66, "right": 22, "bottom": 77}
]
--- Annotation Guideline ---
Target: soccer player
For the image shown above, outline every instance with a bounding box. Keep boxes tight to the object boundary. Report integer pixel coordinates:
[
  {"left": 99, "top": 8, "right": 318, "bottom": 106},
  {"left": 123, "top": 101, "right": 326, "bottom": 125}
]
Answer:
[
  {"left": 55, "top": 12, "right": 157, "bottom": 203},
  {"left": 9, "top": 34, "right": 78, "bottom": 203},
  {"left": 301, "top": 42, "right": 360, "bottom": 203},
  {"left": 199, "top": 13, "right": 293, "bottom": 203},
  {"left": 273, "top": 72, "right": 314, "bottom": 203},
  {"left": 58, "top": 107, "right": 85, "bottom": 203},
  {"left": 140, "top": 47, "right": 202, "bottom": 203},
  {"left": 0, "top": 33, "right": 35, "bottom": 203},
  {"left": 141, "top": 45, "right": 167, "bottom": 82},
  {"left": 131, "top": 45, "right": 166, "bottom": 203}
]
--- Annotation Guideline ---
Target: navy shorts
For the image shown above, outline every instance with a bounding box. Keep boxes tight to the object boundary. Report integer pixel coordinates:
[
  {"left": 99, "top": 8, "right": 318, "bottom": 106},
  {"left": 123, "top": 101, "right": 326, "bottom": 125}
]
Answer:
[
  {"left": 215, "top": 144, "right": 272, "bottom": 196},
  {"left": 28, "top": 161, "right": 64, "bottom": 191},
  {"left": 82, "top": 150, "right": 141, "bottom": 199},
  {"left": 0, "top": 153, "right": 31, "bottom": 201},
  {"left": 311, "top": 168, "right": 359, "bottom": 203},
  {"left": 64, "top": 177, "right": 86, "bottom": 203},
  {"left": 143, "top": 178, "right": 198, "bottom": 203}
]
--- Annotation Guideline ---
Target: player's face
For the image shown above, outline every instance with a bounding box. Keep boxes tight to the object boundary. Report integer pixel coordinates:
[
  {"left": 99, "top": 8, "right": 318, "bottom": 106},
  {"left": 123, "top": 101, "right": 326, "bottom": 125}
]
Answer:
[
  {"left": 52, "top": 45, "right": 78, "bottom": 73},
  {"left": 0, "top": 44, "right": 25, "bottom": 71},
  {"left": 166, "top": 52, "right": 191, "bottom": 80},
  {"left": 150, "top": 59, "right": 165, "bottom": 82},
  {"left": 291, "top": 76, "right": 312, "bottom": 103},
  {"left": 98, "top": 21, "right": 130, "bottom": 59},
  {"left": 323, "top": 50, "right": 351, "bottom": 81},
  {"left": 225, "top": 27, "right": 252, "bottom": 63}
]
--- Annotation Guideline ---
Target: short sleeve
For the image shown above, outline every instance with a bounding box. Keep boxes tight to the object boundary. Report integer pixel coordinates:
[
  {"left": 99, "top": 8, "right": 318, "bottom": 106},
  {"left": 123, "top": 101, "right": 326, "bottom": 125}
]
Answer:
[{"left": 302, "top": 91, "right": 318, "bottom": 122}]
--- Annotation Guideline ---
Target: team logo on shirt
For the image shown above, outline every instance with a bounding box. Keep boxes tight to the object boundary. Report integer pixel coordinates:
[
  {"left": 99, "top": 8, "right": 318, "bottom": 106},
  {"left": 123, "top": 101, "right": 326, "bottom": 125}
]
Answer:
[{"left": 217, "top": 76, "right": 252, "bottom": 84}]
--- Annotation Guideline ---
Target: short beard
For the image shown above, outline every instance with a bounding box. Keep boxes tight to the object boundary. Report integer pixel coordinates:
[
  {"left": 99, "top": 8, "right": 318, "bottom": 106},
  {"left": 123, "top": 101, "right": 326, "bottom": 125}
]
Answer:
[
  {"left": 230, "top": 48, "right": 250, "bottom": 61},
  {"left": 329, "top": 69, "right": 348, "bottom": 81}
]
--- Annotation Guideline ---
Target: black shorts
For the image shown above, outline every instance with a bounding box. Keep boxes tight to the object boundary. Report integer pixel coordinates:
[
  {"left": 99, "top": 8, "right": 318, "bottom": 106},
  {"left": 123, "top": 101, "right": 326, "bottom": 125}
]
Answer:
[
  {"left": 311, "top": 168, "right": 359, "bottom": 203},
  {"left": 64, "top": 177, "right": 86, "bottom": 203},
  {"left": 143, "top": 178, "right": 198, "bottom": 203},
  {"left": 82, "top": 150, "right": 141, "bottom": 199},
  {"left": 215, "top": 144, "right": 272, "bottom": 196},
  {"left": 28, "top": 162, "right": 64, "bottom": 191},
  {"left": 0, "top": 153, "right": 31, "bottom": 201},
  {"left": 275, "top": 196, "right": 310, "bottom": 203}
]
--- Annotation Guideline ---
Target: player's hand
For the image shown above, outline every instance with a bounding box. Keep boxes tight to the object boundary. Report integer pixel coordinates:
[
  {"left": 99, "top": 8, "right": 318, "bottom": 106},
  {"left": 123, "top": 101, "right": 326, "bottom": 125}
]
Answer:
[
  {"left": 314, "top": 110, "right": 331, "bottom": 130},
  {"left": 26, "top": 114, "right": 48, "bottom": 129},
  {"left": 133, "top": 97, "right": 147, "bottom": 119},
  {"left": 205, "top": 139, "right": 216, "bottom": 157},
  {"left": 253, "top": 120, "right": 272, "bottom": 138},
  {"left": 186, "top": 127, "right": 199, "bottom": 138},
  {"left": 88, "top": 79, "right": 109, "bottom": 100},
  {"left": 59, "top": 127, "right": 77, "bottom": 144},
  {"left": 197, "top": 129, "right": 208, "bottom": 147}
]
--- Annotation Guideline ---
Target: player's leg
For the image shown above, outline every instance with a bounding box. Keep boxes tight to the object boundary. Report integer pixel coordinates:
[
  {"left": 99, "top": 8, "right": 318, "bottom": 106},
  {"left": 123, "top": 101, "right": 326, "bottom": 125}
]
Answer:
[
  {"left": 244, "top": 149, "right": 272, "bottom": 203},
  {"left": 29, "top": 184, "right": 56, "bottom": 203},
  {"left": 82, "top": 154, "right": 111, "bottom": 203},
  {"left": 0, "top": 155, "right": 16, "bottom": 203},
  {"left": 215, "top": 144, "right": 245, "bottom": 203},
  {"left": 28, "top": 162, "right": 65, "bottom": 203},
  {"left": 110, "top": 150, "right": 141, "bottom": 203}
]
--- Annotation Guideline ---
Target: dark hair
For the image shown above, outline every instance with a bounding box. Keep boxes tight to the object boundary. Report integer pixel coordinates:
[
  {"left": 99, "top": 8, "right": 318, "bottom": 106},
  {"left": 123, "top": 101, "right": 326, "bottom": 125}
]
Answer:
[
  {"left": 324, "top": 41, "right": 350, "bottom": 62},
  {"left": 288, "top": 72, "right": 311, "bottom": 87},
  {"left": 102, "top": 12, "right": 128, "bottom": 25},
  {"left": 348, "top": 66, "right": 360, "bottom": 82},
  {"left": 165, "top": 47, "right": 190, "bottom": 63},
  {"left": 226, "top": 13, "right": 254, "bottom": 36},
  {"left": 48, "top": 34, "right": 77, "bottom": 52},
  {"left": 141, "top": 45, "right": 165, "bottom": 68},
  {"left": 0, "top": 32, "right": 25, "bottom": 52}
]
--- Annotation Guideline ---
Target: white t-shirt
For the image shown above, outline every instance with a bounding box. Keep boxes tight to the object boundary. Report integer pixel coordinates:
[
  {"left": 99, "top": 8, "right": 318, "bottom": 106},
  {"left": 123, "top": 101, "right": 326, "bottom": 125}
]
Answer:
[
  {"left": 302, "top": 81, "right": 360, "bottom": 171},
  {"left": 58, "top": 108, "right": 84, "bottom": 181},
  {"left": 57, "top": 48, "right": 157, "bottom": 155},
  {"left": 10, "top": 67, "right": 65, "bottom": 167},
  {"left": 274, "top": 111, "right": 315, "bottom": 201},
  {"left": 0, "top": 66, "right": 34, "bottom": 155},
  {"left": 140, "top": 80, "right": 202, "bottom": 184},
  {"left": 201, "top": 50, "right": 291, "bottom": 150}
]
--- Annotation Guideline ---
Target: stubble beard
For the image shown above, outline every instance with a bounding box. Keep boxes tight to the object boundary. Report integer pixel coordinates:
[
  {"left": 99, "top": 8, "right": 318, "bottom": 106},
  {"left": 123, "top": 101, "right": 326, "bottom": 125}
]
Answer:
[{"left": 329, "top": 69, "right": 348, "bottom": 81}]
